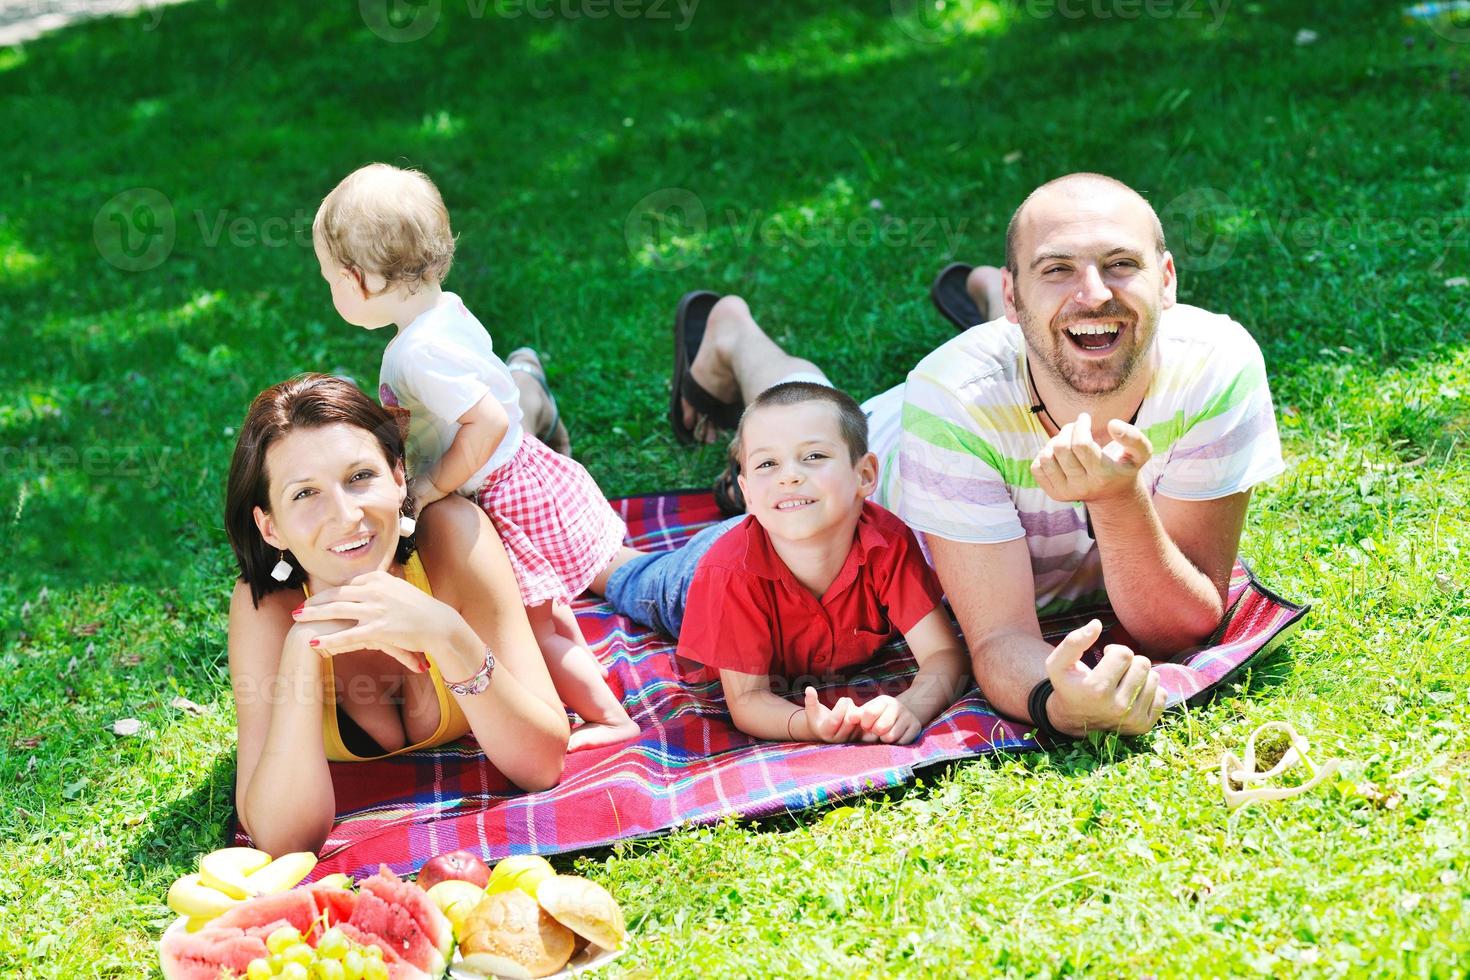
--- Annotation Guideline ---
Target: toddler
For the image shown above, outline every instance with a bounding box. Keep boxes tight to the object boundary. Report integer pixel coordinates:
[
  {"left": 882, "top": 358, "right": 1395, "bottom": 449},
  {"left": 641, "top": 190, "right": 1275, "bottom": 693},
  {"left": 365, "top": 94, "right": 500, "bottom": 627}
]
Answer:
[{"left": 312, "top": 163, "right": 638, "bottom": 750}]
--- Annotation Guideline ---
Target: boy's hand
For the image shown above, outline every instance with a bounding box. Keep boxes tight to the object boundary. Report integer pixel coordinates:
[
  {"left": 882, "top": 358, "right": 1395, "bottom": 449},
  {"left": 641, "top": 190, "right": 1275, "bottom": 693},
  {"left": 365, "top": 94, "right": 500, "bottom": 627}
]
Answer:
[
  {"left": 803, "top": 687, "right": 862, "bottom": 743},
  {"left": 409, "top": 474, "right": 447, "bottom": 512},
  {"left": 855, "top": 695, "right": 923, "bottom": 745},
  {"left": 1031, "top": 412, "right": 1152, "bottom": 504}
]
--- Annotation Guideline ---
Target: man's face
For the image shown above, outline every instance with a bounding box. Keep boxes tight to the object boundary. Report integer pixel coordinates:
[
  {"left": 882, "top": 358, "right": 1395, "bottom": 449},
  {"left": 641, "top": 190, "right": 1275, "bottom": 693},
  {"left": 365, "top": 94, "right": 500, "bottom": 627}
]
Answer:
[{"left": 1003, "top": 188, "right": 1177, "bottom": 396}]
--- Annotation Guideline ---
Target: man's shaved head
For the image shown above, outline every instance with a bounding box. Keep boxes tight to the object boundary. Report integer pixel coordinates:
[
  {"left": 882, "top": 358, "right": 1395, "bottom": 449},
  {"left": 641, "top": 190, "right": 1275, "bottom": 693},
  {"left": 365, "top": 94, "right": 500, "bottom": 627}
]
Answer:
[{"left": 1004, "top": 174, "right": 1167, "bottom": 276}]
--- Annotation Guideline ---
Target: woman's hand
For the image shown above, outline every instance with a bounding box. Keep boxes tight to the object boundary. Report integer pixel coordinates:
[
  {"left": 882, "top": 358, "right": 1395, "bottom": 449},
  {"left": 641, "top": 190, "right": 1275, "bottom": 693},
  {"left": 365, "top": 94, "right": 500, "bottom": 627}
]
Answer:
[{"left": 292, "top": 570, "right": 456, "bottom": 673}]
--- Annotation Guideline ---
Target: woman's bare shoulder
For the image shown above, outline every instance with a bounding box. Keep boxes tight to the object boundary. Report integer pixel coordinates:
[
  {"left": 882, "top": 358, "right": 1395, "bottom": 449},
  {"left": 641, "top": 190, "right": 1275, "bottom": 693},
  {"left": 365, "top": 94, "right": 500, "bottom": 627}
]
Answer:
[
  {"left": 227, "top": 579, "right": 302, "bottom": 669},
  {"left": 414, "top": 496, "right": 509, "bottom": 605}
]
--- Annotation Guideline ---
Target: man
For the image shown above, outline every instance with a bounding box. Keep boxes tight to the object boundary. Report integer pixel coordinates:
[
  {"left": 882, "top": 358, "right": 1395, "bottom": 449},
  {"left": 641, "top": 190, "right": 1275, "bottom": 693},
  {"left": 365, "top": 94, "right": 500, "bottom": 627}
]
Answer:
[{"left": 650, "top": 173, "right": 1284, "bottom": 739}]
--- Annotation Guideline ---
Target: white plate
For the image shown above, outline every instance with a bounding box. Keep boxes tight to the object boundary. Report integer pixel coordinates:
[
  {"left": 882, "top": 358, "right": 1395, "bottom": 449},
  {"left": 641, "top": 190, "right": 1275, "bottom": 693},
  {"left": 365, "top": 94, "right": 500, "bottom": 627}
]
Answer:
[
  {"left": 448, "top": 943, "right": 626, "bottom": 979},
  {"left": 163, "top": 916, "right": 626, "bottom": 980}
]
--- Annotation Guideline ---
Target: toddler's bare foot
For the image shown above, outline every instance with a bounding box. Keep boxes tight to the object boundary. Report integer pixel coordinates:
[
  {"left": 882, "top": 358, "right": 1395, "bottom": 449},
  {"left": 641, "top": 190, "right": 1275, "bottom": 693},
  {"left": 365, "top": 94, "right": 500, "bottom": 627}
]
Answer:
[{"left": 568, "top": 716, "right": 641, "bottom": 751}]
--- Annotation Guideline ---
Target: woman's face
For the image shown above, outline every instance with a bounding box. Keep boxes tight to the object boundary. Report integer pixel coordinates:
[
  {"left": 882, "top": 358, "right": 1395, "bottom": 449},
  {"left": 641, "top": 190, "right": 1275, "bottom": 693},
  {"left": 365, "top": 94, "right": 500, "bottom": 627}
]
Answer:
[{"left": 252, "top": 423, "right": 407, "bottom": 589}]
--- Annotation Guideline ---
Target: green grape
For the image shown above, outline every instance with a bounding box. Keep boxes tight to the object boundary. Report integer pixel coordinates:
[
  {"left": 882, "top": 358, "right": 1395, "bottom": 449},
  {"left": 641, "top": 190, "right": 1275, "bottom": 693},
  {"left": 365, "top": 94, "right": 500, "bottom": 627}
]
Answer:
[
  {"left": 283, "top": 943, "right": 315, "bottom": 967},
  {"left": 245, "top": 958, "right": 273, "bottom": 980},
  {"left": 266, "top": 926, "right": 303, "bottom": 955},
  {"left": 316, "top": 927, "right": 350, "bottom": 960},
  {"left": 280, "top": 963, "right": 309, "bottom": 980},
  {"left": 311, "top": 959, "right": 346, "bottom": 980},
  {"left": 361, "top": 959, "right": 389, "bottom": 980},
  {"left": 363, "top": 944, "right": 383, "bottom": 962},
  {"left": 340, "top": 948, "right": 366, "bottom": 980},
  {"left": 267, "top": 953, "right": 287, "bottom": 974}
]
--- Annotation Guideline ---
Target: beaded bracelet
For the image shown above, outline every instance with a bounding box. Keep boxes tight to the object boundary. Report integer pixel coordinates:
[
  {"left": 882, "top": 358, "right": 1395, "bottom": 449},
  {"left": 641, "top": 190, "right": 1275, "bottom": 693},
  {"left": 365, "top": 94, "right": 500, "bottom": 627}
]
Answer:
[{"left": 445, "top": 645, "right": 496, "bottom": 697}]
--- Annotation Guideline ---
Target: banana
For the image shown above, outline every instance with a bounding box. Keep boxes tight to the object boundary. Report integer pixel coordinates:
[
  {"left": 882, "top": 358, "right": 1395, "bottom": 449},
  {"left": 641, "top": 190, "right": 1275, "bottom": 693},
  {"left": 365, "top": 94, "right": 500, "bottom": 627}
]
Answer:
[
  {"left": 183, "top": 916, "right": 211, "bottom": 933},
  {"left": 315, "top": 872, "right": 353, "bottom": 890},
  {"left": 198, "top": 847, "right": 273, "bottom": 900},
  {"left": 243, "top": 851, "right": 318, "bottom": 896},
  {"left": 167, "top": 873, "right": 240, "bottom": 919}
]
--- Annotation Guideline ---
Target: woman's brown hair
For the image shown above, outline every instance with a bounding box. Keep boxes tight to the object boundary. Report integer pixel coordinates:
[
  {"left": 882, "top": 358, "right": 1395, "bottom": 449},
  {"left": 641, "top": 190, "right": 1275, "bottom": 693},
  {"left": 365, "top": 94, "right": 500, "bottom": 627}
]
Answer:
[{"left": 225, "top": 374, "right": 416, "bottom": 607}]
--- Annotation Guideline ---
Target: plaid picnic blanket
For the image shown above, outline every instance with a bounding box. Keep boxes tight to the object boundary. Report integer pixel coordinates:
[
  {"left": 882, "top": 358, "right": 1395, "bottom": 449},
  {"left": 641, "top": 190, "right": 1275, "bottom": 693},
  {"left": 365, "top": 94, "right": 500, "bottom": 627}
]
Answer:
[{"left": 234, "top": 490, "right": 1307, "bottom": 880}]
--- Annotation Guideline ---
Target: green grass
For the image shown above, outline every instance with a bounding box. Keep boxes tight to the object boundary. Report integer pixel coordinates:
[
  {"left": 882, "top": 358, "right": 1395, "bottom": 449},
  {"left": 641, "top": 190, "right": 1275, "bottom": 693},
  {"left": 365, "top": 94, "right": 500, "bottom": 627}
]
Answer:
[{"left": 2, "top": 0, "right": 1469, "bottom": 975}]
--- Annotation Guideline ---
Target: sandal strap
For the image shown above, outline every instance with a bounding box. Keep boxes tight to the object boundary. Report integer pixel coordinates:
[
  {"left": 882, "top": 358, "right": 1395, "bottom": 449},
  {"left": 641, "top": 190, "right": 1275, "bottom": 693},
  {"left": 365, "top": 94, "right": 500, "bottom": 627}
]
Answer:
[{"left": 506, "top": 352, "right": 563, "bottom": 445}]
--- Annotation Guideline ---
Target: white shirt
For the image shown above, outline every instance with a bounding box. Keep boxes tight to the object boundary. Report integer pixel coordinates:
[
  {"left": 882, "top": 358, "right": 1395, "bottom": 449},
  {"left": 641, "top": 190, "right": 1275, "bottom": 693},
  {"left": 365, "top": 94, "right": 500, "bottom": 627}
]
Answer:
[{"left": 378, "top": 292, "right": 524, "bottom": 496}]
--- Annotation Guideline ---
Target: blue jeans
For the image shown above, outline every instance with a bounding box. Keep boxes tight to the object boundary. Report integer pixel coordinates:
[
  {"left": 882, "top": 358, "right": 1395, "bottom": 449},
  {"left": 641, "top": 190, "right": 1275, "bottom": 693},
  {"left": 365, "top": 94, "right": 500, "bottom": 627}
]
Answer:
[{"left": 602, "top": 516, "right": 745, "bottom": 637}]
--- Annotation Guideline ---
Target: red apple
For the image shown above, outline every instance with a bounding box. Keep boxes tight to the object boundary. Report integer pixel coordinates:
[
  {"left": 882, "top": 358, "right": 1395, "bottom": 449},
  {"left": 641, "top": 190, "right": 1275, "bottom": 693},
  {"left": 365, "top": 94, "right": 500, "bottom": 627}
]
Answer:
[{"left": 417, "top": 849, "right": 490, "bottom": 890}]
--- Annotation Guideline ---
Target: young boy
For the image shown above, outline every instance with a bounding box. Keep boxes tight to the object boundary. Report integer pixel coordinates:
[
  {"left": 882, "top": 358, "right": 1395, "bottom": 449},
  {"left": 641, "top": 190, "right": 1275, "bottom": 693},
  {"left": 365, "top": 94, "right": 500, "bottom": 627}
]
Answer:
[{"left": 604, "top": 382, "right": 970, "bottom": 744}]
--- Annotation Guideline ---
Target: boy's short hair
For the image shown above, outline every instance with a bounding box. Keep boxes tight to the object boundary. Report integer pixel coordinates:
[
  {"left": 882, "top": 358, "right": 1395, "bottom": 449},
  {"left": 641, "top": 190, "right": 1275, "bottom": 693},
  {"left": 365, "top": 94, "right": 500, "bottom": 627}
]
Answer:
[
  {"left": 737, "top": 382, "right": 869, "bottom": 463},
  {"left": 313, "top": 163, "right": 456, "bottom": 294}
]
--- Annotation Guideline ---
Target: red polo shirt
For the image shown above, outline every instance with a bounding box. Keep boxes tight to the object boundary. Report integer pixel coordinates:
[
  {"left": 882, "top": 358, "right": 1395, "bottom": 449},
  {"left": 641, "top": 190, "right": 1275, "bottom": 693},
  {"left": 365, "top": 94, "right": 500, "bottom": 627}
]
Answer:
[{"left": 677, "top": 501, "right": 944, "bottom": 680}]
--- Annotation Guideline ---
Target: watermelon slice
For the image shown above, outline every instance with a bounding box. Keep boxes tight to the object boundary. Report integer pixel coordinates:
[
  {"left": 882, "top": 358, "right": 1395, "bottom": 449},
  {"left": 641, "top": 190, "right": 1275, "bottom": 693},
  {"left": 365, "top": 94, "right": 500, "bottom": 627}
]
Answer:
[
  {"left": 312, "top": 883, "right": 360, "bottom": 926},
  {"left": 348, "top": 871, "right": 450, "bottom": 978},
  {"left": 210, "top": 887, "right": 318, "bottom": 935},
  {"left": 358, "top": 867, "right": 453, "bottom": 972},
  {"left": 159, "top": 925, "right": 268, "bottom": 980}
]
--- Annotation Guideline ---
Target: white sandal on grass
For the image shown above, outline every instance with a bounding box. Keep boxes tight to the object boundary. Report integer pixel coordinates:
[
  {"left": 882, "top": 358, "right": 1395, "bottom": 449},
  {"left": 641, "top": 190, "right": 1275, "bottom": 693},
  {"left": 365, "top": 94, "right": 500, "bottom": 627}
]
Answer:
[{"left": 1220, "top": 721, "right": 1340, "bottom": 810}]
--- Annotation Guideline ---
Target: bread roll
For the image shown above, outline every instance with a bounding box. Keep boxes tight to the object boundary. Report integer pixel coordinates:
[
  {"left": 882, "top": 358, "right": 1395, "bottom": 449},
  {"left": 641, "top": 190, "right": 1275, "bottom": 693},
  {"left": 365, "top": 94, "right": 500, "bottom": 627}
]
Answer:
[
  {"left": 535, "top": 875, "right": 628, "bottom": 952},
  {"left": 459, "top": 888, "right": 575, "bottom": 979}
]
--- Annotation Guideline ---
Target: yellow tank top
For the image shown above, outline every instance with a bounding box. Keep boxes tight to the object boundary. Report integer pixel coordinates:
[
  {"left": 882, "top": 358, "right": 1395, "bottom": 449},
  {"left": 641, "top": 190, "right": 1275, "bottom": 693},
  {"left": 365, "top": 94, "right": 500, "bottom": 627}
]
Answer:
[{"left": 309, "top": 553, "right": 472, "bottom": 762}]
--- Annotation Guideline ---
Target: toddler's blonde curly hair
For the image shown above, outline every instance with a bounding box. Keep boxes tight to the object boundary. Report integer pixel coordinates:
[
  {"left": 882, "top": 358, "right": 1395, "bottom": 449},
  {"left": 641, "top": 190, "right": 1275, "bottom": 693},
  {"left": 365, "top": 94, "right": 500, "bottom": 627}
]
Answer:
[{"left": 313, "top": 163, "right": 456, "bottom": 294}]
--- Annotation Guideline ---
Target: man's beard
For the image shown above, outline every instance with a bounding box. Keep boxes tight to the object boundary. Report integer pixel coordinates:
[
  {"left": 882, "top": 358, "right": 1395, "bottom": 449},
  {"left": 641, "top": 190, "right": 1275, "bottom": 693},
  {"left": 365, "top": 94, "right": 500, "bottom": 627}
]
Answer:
[{"left": 1018, "top": 297, "right": 1153, "bottom": 396}]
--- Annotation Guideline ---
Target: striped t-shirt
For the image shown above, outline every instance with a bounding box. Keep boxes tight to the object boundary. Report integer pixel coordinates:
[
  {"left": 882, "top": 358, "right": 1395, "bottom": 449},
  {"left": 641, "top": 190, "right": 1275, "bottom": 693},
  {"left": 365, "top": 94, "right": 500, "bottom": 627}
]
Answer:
[{"left": 866, "top": 304, "right": 1284, "bottom": 617}]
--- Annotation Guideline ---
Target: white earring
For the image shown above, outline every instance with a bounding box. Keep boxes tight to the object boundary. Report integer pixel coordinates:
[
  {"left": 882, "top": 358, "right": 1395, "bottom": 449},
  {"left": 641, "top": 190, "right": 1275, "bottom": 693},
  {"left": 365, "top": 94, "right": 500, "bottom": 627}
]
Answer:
[
  {"left": 270, "top": 552, "right": 293, "bottom": 582},
  {"left": 399, "top": 514, "right": 417, "bottom": 536}
]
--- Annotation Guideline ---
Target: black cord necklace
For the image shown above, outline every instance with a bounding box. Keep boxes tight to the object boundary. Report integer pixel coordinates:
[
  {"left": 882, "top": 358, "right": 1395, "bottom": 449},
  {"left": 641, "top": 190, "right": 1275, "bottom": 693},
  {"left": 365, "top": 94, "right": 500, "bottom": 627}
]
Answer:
[
  {"left": 1025, "top": 357, "right": 1148, "bottom": 540},
  {"left": 1025, "top": 357, "right": 1146, "bottom": 429}
]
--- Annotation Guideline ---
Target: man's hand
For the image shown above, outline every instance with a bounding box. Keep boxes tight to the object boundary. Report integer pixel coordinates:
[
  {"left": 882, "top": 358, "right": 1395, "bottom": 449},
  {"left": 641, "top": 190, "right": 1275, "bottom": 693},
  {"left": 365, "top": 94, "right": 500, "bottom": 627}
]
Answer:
[
  {"left": 1043, "top": 619, "right": 1166, "bottom": 737},
  {"left": 854, "top": 695, "right": 923, "bottom": 745},
  {"left": 1031, "top": 412, "right": 1152, "bottom": 504},
  {"left": 803, "top": 687, "right": 863, "bottom": 743}
]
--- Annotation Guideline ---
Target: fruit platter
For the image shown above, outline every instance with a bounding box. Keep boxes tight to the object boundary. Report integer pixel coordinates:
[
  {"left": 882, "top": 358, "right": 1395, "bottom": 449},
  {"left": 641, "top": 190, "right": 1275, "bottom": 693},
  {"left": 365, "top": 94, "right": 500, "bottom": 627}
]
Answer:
[{"left": 160, "top": 848, "right": 627, "bottom": 979}]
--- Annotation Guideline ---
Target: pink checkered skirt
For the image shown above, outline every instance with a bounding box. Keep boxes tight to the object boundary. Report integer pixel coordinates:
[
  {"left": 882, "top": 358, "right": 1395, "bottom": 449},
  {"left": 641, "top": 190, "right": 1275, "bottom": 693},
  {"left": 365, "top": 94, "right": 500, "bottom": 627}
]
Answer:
[{"left": 475, "top": 434, "right": 627, "bottom": 608}]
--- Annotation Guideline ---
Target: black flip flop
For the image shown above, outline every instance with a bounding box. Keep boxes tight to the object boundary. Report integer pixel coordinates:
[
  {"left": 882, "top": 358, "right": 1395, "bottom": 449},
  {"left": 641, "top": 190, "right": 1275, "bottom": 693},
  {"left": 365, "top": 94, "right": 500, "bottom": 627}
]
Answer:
[
  {"left": 712, "top": 440, "right": 746, "bottom": 517},
  {"left": 930, "top": 262, "right": 988, "bottom": 332},
  {"left": 669, "top": 290, "right": 744, "bottom": 444}
]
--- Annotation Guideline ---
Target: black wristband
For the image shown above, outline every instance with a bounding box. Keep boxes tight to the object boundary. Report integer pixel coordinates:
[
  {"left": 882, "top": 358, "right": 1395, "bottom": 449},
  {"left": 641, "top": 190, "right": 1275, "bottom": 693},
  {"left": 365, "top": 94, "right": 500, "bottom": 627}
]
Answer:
[{"left": 1027, "top": 678, "right": 1069, "bottom": 742}]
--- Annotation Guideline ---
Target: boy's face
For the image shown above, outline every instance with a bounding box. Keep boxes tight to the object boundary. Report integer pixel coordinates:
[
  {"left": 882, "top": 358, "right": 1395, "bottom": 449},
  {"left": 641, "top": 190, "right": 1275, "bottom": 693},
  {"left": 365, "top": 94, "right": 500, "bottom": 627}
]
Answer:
[
  {"left": 314, "top": 237, "right": 393, "bottom": 330},
  {"left": 737, "top": 401, "right": 878, "bottom": 547}
]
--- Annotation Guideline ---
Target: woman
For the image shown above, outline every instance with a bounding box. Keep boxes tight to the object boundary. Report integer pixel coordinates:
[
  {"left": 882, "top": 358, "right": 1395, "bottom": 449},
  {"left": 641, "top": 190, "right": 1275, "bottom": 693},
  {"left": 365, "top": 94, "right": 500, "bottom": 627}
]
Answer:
[{"left": 224, "top": 374, "right": 569, "bottom": 856}]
